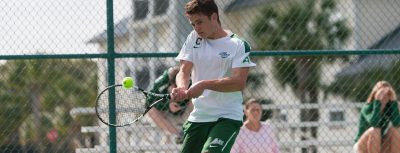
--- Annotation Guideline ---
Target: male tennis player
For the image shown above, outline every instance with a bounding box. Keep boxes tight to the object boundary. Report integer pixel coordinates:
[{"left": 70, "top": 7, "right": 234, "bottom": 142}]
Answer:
[
  {"left": 146, "top": 66, "right": 192, "bottom": 144},
  {"left": 171, "top": 0, "right": 256, "bottom": 152}
]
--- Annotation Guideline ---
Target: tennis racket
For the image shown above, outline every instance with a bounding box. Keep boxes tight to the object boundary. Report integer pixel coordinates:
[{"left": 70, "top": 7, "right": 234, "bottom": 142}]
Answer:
[{"left": 95, "top": 84, "right": 170, "bottom": 127}]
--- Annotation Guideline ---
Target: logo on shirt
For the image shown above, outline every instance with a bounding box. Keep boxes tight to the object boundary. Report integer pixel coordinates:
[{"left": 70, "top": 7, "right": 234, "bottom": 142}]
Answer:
[
  {"left": 218, "top": 52, "right": 230, "bottom": 58},
  {"left": 242, "top": 56, "right": 250, "bottom": 63},
  {"left": 193, "top": 37, "right": 202, "bottom": 48}
]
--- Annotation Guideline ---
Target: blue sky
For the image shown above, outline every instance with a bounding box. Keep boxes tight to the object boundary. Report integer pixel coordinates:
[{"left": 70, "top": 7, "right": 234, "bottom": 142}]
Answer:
[{"left": 0, "top": 0, "right": 131, "bottom": 54}]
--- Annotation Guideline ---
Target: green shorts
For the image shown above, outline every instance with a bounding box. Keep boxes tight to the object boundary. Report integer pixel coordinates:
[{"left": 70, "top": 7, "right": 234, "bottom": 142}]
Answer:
[{"left": 181, "top": 118, "right": 242, "bottom": 153}]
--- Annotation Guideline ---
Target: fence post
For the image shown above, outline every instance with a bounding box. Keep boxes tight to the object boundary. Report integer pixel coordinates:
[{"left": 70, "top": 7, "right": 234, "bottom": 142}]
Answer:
[{"left": 106, "top": 0, "right": 117, "bottom": 152}]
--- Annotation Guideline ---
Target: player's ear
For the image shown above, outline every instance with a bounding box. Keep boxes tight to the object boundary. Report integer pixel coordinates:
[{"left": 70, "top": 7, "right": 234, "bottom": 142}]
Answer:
[{"left": 211, "top": 13, "right": 218, "bottom": 22}]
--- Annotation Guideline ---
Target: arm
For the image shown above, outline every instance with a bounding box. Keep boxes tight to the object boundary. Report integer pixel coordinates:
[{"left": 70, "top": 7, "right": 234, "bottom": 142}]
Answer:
[
  {"left": 176, "top": 60, "right": 192, "bottom": 90},
  {"left": 172, "top": 60, "right": 193, "bottom": 102},
  {"left": 361, "top": 100, "right": 383, "bottom": 127},
  {"left": 186, "top": 67, "right": 249, "bottom": 98},
  {"left": 388, "top": 101, "right": 400, "bottom": 126},
  {"left": 203, "top": 67, "right": 248, "bottom": 92},
  {"left": 148, "top": 108, "right": 179, "bottom": 135}
]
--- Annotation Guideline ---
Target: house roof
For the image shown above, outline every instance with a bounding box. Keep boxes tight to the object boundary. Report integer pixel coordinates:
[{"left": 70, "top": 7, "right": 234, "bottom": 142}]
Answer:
[
  {"left": 224, "top": 0, "right": 273, "bottom": 12},
  {"left": 336, "top": 25, "right": 400, "bottom": 77},
  {"left": 87, "top": 16, "right": 131, "bottom": 44},
  {"left": 369, "top": 25, "right": 400, "bottom": 49}
]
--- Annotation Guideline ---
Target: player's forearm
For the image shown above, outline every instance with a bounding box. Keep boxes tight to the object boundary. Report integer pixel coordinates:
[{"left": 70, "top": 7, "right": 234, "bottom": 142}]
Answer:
[
  {"left": 148, "top": 109, "right": 179, "bottom": 134},
  {"left": 176, "top": 71, "right": 190, "bottom": 89},
  {"left": 176, "top": 60, "right": 192, "bottom": 89},
  {"left": 202, "top": 67, "right": 249, "bottom": 92},
  {"left": 202, "top": 77, "right": 246, "bottom": 92}
]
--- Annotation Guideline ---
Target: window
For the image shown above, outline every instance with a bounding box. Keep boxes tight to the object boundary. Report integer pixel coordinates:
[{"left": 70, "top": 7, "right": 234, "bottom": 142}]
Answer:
[
  {"left": 134, "top": 0, "right": 149, "bottom": 20},
  {"left": 329, "top": 111, "right": 345, "bottom": 122},
  {"left": 277, "top": 109, "right": 288, "bottom": 122},
  {"left": 279, "top": 113, "right": 287, "bottom": 122},
  {"left": 154, "top": 0, "right": 169, "bottom": 16}
]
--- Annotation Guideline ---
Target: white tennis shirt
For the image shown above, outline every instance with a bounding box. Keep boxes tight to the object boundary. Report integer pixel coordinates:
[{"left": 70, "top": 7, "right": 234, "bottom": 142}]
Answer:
[{"left": 176, "top": 30, "right": 256, "bottom": 122}]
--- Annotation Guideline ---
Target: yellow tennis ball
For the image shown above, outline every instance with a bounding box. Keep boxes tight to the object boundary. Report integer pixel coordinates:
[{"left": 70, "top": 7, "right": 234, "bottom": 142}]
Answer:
[{"left": 122, "top": 77, "right": 134, "bottom": 89}]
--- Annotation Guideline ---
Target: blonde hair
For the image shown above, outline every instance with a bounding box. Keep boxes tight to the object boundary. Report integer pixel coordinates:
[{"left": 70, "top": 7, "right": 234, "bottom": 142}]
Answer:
[{"left": 367, "top": 81, "right": 397, "bottom": 103}]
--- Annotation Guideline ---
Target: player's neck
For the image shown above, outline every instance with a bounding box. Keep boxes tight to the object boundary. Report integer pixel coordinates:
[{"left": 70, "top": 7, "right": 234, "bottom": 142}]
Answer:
[
  {"left": 207, "top": 26, "right": 227, "bottom": 40},
  {"left": 244, "top": 120, "right": 261, "bottom": 132}
]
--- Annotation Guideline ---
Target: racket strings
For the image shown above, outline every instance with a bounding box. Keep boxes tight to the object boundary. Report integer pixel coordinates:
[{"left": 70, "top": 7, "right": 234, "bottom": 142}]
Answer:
[{"left": 96, "top": 86, "right": 147, "bottom": 126}]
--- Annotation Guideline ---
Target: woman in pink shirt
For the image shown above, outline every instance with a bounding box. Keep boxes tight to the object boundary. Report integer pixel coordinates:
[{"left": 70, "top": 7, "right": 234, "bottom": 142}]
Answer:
[{"left": 231, "top": 99, "right": 280, "bottom": 153}]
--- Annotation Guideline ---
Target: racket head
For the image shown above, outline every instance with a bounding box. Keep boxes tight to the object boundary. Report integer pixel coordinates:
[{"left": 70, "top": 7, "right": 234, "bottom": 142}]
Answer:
[{"left": 95, "top": 84, "right": 148, "bottom": 127}]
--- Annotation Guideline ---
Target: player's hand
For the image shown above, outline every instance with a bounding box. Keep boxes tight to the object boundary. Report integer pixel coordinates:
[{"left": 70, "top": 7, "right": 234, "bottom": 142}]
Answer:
[
  {"left": 186, "top": 81, "right": 206, "bottom": 99},
  {"left": 171, "top": 88, "right": 187, "bottom": 102},
  {"left": 388, "top": 89, "right": 396, "bottom": 101},
  {"left": 375, "top": 87, "right": 390, "bottom": 104}
]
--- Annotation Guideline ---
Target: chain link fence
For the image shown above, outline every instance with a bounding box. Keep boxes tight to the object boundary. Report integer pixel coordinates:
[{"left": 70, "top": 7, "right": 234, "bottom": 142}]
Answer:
[{"left": 1, "top": 0, "right": 400, "bottom": 153}]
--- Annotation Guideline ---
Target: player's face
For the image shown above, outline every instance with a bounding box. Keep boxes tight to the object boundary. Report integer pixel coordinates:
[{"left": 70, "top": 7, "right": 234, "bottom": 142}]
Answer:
[
  {"left": 169, "top": 102, "right": 182, "bottom": 113},
  {"left": 245, "top": 103, "right": 262, "bottom": 122},
  {"left": 187, "top": 13, "right": 218, "bottom": 39}
]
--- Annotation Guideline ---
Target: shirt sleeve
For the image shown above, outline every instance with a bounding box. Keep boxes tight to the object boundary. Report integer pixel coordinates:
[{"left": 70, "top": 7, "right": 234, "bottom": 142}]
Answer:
[
  {"left": 361, "top": 100, "right": 383, "bottom": 127},
  {"left": 232, "top": 40, "right": 256, "bottom": 68},
  {"left": 176, "top": 31, "right": 195, "bottom": 62}
]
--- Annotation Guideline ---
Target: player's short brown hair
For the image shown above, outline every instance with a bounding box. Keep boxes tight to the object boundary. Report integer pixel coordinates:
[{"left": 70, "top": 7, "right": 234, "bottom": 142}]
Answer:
[{"left": 185, "top": 0, "right": 220, "bottom": 23}]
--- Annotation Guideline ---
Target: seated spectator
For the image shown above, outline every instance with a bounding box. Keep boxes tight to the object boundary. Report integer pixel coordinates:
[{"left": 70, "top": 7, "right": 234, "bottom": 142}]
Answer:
[
  {"left": 146, "top": 66, "right": 193, "bottom": 144},
  {"left": 231, "top": 98, "right": 280, "bottom": 153},
  {"left": 354, "top": 81, "right": 400, "bottom": 153}
]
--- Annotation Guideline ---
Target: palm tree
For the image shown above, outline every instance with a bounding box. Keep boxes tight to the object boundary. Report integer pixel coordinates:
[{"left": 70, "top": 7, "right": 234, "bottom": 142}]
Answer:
[{"left": 252, "top": 0, "right": 350, "bottom": 152}]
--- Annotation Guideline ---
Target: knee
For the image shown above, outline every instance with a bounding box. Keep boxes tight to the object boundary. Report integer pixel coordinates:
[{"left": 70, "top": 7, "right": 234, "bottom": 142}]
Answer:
[
  {"left": 387, "top": 127, "right": 400, "bottom": 138},
  {"left": 387, "top": 127, "right": 396, "bottom": 134},
  {"left": 392, "top": 126, "right": 400, "bottom": 133}
]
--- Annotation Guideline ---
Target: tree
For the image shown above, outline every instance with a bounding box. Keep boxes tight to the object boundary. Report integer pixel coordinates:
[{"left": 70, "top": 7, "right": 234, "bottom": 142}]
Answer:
[
  {"left": 0, "top": 59, "right": 97, "bottom": 152},
  {"left": 252, "top": 0, "right": 350, "bottom": 152}
]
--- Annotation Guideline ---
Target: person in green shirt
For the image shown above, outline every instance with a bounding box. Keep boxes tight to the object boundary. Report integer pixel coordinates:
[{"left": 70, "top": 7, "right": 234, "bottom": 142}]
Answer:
[
  {"left": 146, "top": 66, "right": 193, "bottom": 144},
  {"left": 354, "top": 81, "right": 400, "bottom": 153}
]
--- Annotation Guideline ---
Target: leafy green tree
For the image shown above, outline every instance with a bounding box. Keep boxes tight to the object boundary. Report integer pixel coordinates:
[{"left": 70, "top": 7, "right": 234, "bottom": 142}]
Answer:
[
  {"left": 0, "top": 59, "right": 97, "bottom": 152},
  {"left": 252, "top": 0, "right": 350, "bottom": 152}
]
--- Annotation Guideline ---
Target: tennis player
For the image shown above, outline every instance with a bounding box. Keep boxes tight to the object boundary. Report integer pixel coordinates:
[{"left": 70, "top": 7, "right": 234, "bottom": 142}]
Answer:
[
  {"left": 171, "top": 0, "right": 256, "bottom": 152},
  {"left": 146, "top": 66, "right": 193, "bottom": 144}
]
